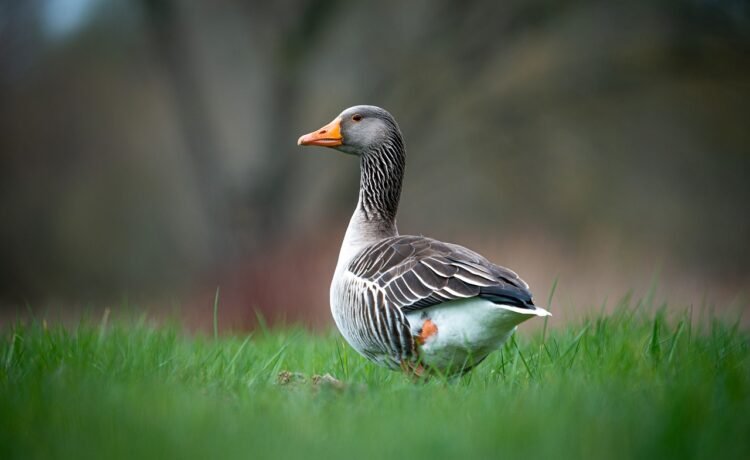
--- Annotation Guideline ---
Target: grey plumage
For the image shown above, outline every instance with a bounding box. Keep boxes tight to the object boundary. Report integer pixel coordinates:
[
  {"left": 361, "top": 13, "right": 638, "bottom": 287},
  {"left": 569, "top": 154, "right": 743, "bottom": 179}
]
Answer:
[
  {"left": 300, "top": 105, "right": 546, "bottom": 374},
  {"left": 334, "top": 236, "right": 537, "bottom": 370},
  {"left": 349, "top": 236, "right": 535, "bottom": 313}
]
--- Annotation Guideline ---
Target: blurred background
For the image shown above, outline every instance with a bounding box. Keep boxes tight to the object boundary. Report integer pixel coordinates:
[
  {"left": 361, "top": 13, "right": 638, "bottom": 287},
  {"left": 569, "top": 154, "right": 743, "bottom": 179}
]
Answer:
[{"left": 1, "top": 0, "right": 749, "bottom": 331}]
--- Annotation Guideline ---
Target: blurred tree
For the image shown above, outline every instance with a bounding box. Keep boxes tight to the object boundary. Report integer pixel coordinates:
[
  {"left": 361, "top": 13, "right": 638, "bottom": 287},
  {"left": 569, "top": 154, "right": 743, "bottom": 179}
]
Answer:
[{"left": 0, "top": 0, "right": 748, "bottom": 313}]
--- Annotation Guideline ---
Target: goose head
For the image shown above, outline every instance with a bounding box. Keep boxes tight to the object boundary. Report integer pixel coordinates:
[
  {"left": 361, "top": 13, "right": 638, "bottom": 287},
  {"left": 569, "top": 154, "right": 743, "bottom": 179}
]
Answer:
[{"left": 297, "top": 105, "right": 402, "bottom": 156}]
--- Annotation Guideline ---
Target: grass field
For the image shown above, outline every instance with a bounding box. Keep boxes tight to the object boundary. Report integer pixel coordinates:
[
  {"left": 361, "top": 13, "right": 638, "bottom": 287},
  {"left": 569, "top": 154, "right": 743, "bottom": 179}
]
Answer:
[{"left": 1, "top": 300, "right": 748, "bottom": 460}]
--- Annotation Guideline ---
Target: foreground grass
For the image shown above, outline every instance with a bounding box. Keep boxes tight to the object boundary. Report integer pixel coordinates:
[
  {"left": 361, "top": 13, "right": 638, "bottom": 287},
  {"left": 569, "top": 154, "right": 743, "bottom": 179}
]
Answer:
[{"left": 0, "top": 303, "right": 748, "bottom": 460}]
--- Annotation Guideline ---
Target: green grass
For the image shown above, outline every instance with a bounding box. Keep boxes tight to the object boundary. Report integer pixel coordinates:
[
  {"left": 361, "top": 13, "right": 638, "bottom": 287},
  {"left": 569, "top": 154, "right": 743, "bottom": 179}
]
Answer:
[{"left": 1, "top": 302, "right": 748, "bottom": 460}]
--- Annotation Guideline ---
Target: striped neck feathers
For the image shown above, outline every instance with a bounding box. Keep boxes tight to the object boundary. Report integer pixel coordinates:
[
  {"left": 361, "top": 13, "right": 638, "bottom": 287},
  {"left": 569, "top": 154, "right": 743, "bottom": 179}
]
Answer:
[
  {"left": 337, "top": 133, "right": 405, "bottom": 272},
  {"left": 357, "top": 133, "right": 405, "bottom": 231}
]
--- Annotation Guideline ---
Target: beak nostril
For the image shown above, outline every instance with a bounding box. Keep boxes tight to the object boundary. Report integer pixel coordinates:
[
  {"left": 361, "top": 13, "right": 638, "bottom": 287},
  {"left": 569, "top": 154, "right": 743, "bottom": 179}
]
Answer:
[{"left": 319, "top": 129, "right": 327, "bottom": 134}]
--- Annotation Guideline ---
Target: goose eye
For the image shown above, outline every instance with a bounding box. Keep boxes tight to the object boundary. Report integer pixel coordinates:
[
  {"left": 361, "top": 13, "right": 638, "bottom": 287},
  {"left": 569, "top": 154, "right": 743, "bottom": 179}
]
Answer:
[{"left": 352, "top": 114, "right": 362, "bottom": 122}]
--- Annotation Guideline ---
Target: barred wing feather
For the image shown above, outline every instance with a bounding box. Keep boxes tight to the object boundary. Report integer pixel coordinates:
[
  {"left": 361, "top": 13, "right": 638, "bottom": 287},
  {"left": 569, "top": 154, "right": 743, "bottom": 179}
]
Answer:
[{"left": 347, "top": 236, "right": 536, "bottom": 313}]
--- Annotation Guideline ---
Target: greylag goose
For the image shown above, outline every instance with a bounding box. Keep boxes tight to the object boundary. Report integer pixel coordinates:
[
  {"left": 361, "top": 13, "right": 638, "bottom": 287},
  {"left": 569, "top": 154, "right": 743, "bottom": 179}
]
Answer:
[{"left": 298, "top": 105, "right": 550, "bottom": 376}]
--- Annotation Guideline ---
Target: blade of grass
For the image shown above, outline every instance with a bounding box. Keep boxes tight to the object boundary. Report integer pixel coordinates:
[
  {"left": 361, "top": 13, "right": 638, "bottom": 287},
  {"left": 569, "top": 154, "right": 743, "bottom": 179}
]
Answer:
[
  {"left": 561, "top": 324, "right": 590, "bottom": 360},
  {"left": 667, "top": 321, "right": 685, "bottom": 364},
  {"left": 248, "top": 342, "right": 289, "bottom": 386},
  {"left": 511, "top": 335, "right": 534, "bottom": 380},
  {"left": 5, "top": 332, "right": 17, "bottom": 371},
  {"left": 213, "top": 287, "right": 220, "bottom": 340},
  {"left": 254, "top": 308, "right": 269, "bottom": 337},
  {"left": 648, "top": 314, "right": 662, "bottom": 362},
  {"left": 541, "top": 276, "right": 558, "bottom": 347},
  {"left": 227, "top": 335, "right": 252, "bottom": 369}
]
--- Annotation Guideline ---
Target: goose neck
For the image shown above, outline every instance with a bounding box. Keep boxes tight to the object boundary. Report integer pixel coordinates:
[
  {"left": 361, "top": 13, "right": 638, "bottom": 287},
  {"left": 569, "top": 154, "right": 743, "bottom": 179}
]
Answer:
[
  {"left": 336, "top": 138, "right": 405, "bottom": 272},
  {"left": 357, "top": 139, "right": 405, "bottom": 226}
]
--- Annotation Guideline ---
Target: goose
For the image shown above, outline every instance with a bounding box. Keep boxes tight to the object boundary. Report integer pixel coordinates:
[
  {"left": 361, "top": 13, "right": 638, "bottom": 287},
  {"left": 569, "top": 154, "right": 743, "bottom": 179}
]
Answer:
[{"left": 298, "top": 105, "right": 550, "bottom": 376}]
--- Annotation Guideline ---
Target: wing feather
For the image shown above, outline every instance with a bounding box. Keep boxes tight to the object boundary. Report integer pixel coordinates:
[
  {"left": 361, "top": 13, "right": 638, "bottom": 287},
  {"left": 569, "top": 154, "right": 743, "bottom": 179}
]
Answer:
[
  {"left": 347, "top": 235, "right": 536, "bottom": 313},
  {"left": 411, "top": 263, "right": 446, "bottom": 290},
  {"left": 420, "top": 258, "right": 459, "bottom": 277},
  {"left": 453, "top": 268, "right": 497, "bottom": 287}
]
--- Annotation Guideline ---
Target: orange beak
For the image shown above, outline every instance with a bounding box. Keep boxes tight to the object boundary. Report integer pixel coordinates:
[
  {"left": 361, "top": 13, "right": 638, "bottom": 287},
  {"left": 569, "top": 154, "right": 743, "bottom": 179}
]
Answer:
[{"left": 297, "top": 117, "right": 343, "bottom": 147}]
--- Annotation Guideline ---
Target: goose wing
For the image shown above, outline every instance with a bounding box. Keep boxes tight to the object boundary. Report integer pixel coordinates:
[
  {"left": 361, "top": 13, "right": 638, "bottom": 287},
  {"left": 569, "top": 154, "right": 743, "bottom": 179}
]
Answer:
[{"left": 347, "top": 235, "right": 536, "bottom": 313}]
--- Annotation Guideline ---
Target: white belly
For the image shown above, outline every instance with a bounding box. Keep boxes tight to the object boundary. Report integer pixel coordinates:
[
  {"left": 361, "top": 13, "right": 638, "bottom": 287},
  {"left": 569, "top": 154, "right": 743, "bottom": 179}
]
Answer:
[{"left": 405, "top": 298, "right": 550, "bottom": 373}]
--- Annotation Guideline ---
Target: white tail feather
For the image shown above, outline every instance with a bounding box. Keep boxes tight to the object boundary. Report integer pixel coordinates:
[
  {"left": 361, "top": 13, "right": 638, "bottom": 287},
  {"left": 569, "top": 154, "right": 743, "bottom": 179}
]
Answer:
[{"left": 495, "top": 304, "right": 552, "bottom": 316}]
